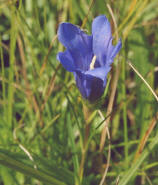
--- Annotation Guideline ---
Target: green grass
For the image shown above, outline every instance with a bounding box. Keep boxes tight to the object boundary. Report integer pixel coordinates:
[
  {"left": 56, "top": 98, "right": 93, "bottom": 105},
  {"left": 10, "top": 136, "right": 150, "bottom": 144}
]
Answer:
[{"left": 0, "top": 0, "right": 158, "bottom": 185}]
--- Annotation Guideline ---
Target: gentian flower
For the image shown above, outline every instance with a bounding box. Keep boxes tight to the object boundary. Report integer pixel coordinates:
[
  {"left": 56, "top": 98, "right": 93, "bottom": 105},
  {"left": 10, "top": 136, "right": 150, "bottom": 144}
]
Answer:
[{"left": 57, "top": 15, "right": 122, "bottom": 102}]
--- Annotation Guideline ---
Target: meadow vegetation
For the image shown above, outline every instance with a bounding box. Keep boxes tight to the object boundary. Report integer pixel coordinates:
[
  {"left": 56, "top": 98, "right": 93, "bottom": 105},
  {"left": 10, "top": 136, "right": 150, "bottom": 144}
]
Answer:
[{"left": 0, "top": 0, "right": 158, "bottom": 184}]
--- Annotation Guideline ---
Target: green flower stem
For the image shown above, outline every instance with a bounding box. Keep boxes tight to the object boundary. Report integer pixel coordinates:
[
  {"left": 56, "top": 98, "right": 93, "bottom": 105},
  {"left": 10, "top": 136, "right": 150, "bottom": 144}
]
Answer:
[{"left": 79, "top": 104, "right": 92, "bottom": 184}]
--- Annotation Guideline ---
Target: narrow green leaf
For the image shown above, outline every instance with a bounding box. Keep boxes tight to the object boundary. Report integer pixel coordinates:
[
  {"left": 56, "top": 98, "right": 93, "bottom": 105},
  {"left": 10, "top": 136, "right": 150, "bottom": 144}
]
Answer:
[
  {"left": 0, "top": 152, "right": 67, "bottom": 185},
  {"left": 119, "top": 132, "right": 158, "bottom": 185}
]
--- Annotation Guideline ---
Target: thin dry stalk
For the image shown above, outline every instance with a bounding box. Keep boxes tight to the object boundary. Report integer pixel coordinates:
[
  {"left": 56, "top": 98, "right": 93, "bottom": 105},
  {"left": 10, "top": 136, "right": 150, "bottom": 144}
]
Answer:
[
  {"left": 13, "top": 125, "right": 37, "bottom": 169},
  {"left": 107, "top": 3, "right": 118, "bottom": 40},
  {"left": 134, "top": 20, "right": 158, "bottom": 28},
  {"left": 40, "top": 34, "right": 58, "bottom": 75},
  {"left": 81, "top": 0, "right": 95, "bottom": 29},
  {"left": 99, "top": 4, "right": 120, "bottom": 152},
  {"left": 17, "top": 36, "right": 42, "bottom": 126},
  {"left": 128, "top": 62, "right": 158, "bottom": 102},
  {"left": 40, "top": 64, "right": 61, "bottom": 112},
  {"left": 0, "top": 76, "right": 25, "bottom": 93},
  {"left": 134, "top": 111, "right": 158, "bottom": 162},
  {"left": 115, "top": 175, "right": 120, "bottom": 185},
  {"left": 0, "top": 41, "right": 9, "bottom": 51}
]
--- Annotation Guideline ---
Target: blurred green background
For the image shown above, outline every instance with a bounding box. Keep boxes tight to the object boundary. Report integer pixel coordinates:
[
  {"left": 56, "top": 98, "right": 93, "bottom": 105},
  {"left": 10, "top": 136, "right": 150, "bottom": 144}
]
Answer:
[{"left": 0, "top": 0, "right": 158, "bottom": 184}]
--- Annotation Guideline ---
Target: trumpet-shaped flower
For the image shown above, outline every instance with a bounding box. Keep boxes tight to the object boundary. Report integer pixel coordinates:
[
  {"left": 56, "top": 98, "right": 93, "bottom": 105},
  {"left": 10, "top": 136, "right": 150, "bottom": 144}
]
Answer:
[{"left": 57, "top": 15, "right": 122, "bottom": 102}]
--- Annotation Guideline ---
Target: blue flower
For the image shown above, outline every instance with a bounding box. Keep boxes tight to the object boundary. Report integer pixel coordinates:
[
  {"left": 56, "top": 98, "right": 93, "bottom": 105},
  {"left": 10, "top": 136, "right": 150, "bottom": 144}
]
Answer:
[{"left": 57, "top": 15, "right": 122, "bottom": 102}]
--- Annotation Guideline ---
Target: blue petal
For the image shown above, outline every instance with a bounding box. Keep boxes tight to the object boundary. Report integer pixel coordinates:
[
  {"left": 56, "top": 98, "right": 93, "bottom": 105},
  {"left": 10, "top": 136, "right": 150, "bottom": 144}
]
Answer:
[
  {"left": 58, "top": 23, "right": 93, "bottom": 71},
  {"left": 57, "top": 50, "right": 76, "bottom": 72},
  {"left": 110, "top": 39, "right": 122, "bottom": 59},
  {"left": 73, "top": 72, "right": 88, "bottom": 99},
  {"left": 92, "top": 15, "right": 112, "bottom": 66},
  {"left": 85, "top": 66, "right": 111, "bottom": 82},
  {"left": 74, "top": 67, "right": 110, "bottom": 102},
  {"left": 106, "top": 39, "right": 122, "bottom": 65}
]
